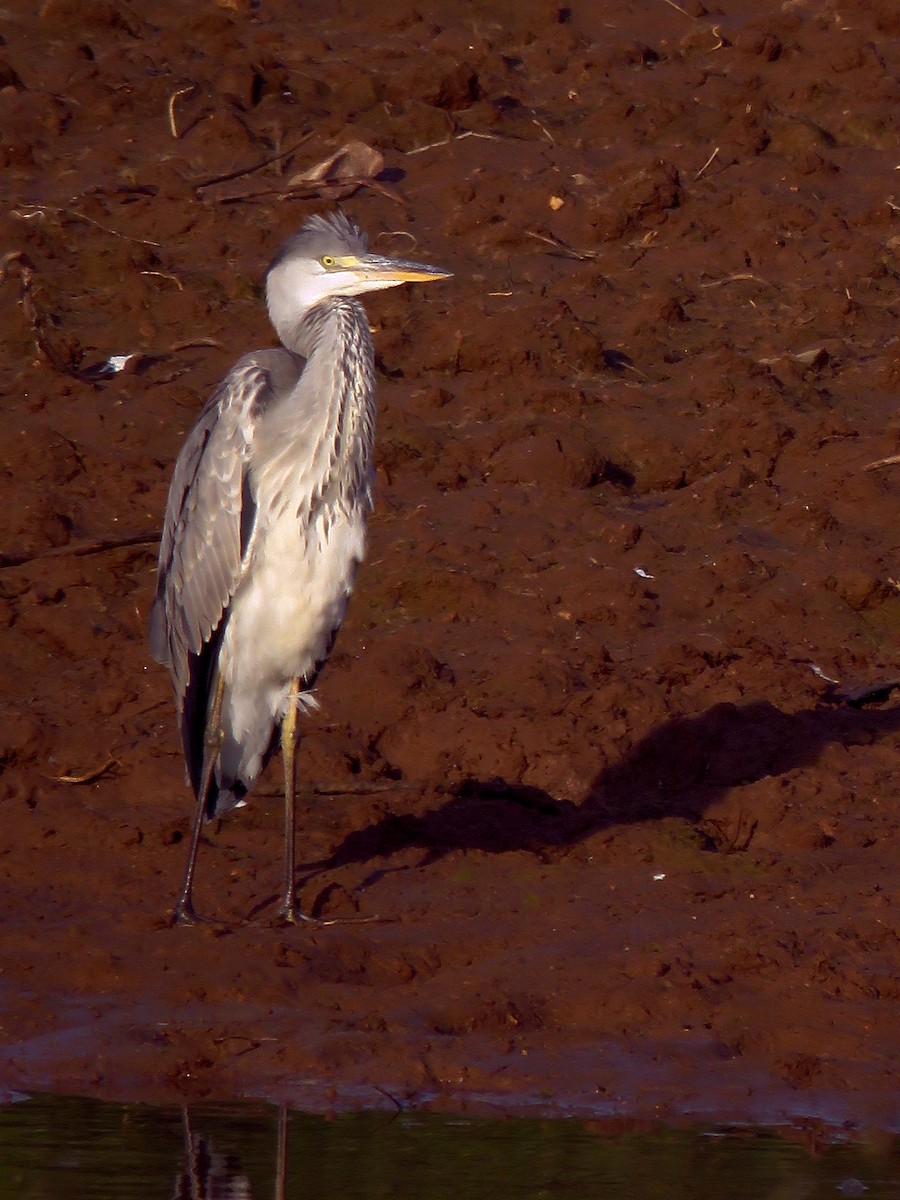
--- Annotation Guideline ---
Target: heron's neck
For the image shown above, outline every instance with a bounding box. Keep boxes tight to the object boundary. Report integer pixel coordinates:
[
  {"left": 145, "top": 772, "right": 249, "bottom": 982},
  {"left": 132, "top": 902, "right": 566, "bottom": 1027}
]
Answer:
[
  {"left": 289, "top": 297, "right": 377, "bottom": 518},
  {"left": 290, "top": 296, "right": 369, "bottom": 361}
]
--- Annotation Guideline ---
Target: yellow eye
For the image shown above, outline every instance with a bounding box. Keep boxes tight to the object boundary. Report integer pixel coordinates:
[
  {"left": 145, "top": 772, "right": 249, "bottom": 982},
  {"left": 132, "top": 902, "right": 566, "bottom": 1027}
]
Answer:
[{"left": 321, "top": 255, "right": 336, "bottom": 267}]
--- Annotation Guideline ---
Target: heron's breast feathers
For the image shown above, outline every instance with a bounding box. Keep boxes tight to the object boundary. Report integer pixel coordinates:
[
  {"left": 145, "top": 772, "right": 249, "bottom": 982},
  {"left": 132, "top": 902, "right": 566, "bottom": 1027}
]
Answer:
[{"left": 249, "top": 300, "right": 376, "bottom": 549}]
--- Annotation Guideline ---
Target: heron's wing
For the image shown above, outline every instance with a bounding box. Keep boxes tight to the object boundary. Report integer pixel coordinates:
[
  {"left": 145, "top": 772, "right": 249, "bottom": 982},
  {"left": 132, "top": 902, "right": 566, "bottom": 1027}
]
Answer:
[{"left": 149, "top": 359, "right": 274, "bottom": 707}]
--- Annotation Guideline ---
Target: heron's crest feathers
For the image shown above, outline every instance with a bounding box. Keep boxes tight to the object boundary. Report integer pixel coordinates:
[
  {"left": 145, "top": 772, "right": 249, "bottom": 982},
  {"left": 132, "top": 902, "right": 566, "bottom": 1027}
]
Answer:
[{"left": 269, "top": 211, "right": 368, "bottom": 271}]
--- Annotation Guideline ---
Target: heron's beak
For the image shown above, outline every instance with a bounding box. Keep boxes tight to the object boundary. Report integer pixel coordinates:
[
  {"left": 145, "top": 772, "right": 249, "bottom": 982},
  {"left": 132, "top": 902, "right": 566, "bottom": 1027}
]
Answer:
[{"left": 339, "top": 252, "right": 452, "bottom": 285}]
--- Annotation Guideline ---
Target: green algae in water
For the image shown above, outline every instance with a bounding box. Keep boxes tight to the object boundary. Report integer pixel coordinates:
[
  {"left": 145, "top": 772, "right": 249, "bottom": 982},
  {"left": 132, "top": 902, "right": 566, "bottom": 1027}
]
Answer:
[{"left": 0, "top": 1094, "right": 897, "bottom": 1200}]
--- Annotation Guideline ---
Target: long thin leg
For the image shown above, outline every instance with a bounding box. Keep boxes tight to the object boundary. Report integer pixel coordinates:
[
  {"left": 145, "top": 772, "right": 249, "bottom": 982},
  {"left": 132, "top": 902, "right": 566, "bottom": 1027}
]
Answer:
[
  {"left": 172, "top": 671, "right": 225, "bottom": 926},
  {"left": 275, "top": 679, "right": 382, "bottom": 928},
  {"left": 276, "top": 677, "right": 304, "bottom": 923},
  {"left": 275, "top": 1105, "right": 288, "bottom": 1200}
]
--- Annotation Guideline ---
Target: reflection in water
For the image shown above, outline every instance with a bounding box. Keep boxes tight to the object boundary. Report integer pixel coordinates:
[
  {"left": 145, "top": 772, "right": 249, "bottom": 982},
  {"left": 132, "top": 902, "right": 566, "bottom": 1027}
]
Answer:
[
  {"left": 174, "top": 1105, "right": 262, "bottom": 1200},
  {"left": 174, "top": 1105, "right": 288, "bottom": 1200},
  {"left": 0, "top": 1093, "right": 896, "bottom": 1200}
]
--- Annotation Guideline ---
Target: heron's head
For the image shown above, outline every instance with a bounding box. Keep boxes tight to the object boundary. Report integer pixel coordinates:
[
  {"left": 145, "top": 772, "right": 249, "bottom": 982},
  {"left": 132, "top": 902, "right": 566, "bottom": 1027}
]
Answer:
[{"left": 266, "top": 212, "right": 450, "bottom": 336}]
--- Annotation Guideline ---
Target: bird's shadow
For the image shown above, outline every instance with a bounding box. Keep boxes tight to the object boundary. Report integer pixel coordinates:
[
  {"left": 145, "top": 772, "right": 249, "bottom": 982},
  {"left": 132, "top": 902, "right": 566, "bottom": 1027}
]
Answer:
[{"left": 310, "top": 696, "right": 900, "bottom": 879}]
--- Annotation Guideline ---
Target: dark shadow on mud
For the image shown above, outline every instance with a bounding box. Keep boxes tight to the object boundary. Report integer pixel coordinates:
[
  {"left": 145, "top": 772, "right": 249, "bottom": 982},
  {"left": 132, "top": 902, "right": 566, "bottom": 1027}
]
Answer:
[{"left": 314, "top": 698, "right": 900, "bottom": 873}]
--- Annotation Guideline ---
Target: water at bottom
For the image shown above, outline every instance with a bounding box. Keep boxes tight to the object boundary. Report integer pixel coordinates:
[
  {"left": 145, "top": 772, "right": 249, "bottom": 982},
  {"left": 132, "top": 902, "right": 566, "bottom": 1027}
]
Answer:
[{"left": 0, "top": 1093, "right": 896, "bottom": 1199}]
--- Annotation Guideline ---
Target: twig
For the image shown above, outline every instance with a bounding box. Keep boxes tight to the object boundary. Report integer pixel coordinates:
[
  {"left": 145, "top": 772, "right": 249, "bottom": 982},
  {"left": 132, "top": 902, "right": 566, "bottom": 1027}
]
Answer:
[
  {"left": 49, "top": 756, "right": 118, "bottom": 785},
  {"left": 0, "top": 530, "right": 159, "bottom": 570},
  {"left": 375, "top": 229, "right": 419, "bottom": 251},
  {"left": 141, "top": 270, "right": 183, "bottom": 290},
  {"left": 661, "top": 0, "right": 697, "bottom": 17},
  {"left": 531, "top": 114, "right": 554, "bottom": 144},
  {"left": 70, "top": 208, "right": 161, "bottom": 247},
  {"left": 211, "top": 176, "right": 400, "bottom": 206},
  {"left": 406, "top": 129, "right": 504, "bottom": 156},
  {"left": 862, "top": 454, "right": 900, "bottom": 471},
  {"left": 194, "top": 133, "right": 314, "bottom": 194},
  {"left": 700, "top": 272, "right": 770, "bottom": 288},
  {"left": 167, "top": 86, "right": 196, "bottom": 139},
  {"left": 12, "top": 203, "right": 161, "bottom": 247},
  {"left": 694, "top": 146, "right": 720, "bottom": 179},
  {"left": 525, "top": 229, "right": 602, "bottom": 261},
  {"left": 168, "top": 337, "right": 222, "bottom": 352}
]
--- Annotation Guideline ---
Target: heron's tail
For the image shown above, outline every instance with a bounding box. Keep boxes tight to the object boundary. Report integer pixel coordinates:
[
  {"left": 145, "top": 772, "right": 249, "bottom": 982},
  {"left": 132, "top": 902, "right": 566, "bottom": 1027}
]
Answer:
[
  {"left": 206, "top": 715, "right": 279, "bottom": 820},
  {"left": 206, "top": 779, "right": 248, "bottom": 819}
]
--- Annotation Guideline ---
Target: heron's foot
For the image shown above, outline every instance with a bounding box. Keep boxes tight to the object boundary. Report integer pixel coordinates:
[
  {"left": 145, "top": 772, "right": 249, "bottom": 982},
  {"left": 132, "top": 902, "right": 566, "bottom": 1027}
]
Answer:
[
  {"left": 170, "top": 904, "right": 201, "bottom": 927},
  {"left": 169, "top": 898, "right": 217, "bottom": 927},
  {"left": 275, "top": 903, "right": 320, "bottom": 927},
  {"left": 274, "top": 900, "right": 385, "bottom": 928}
]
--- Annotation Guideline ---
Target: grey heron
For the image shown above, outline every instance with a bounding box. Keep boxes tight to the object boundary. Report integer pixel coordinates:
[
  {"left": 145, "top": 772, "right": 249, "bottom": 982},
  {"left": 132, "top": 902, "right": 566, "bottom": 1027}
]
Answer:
[{"left": 149, "top": 211, "right": 450, "bottom": 926}]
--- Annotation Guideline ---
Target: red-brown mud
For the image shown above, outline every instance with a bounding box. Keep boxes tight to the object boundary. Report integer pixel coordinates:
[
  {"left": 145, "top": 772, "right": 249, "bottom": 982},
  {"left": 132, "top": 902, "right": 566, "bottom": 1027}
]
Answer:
[{"left": 1, "top": 0, "right": 899, "bottom": 1128}]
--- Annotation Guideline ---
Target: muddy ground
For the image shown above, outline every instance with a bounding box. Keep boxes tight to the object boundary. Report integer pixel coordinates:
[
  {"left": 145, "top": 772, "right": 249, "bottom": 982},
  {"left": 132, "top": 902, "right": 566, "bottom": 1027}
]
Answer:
[{"left": 1, "top": 0, "right": 899, "bottom": 1129}]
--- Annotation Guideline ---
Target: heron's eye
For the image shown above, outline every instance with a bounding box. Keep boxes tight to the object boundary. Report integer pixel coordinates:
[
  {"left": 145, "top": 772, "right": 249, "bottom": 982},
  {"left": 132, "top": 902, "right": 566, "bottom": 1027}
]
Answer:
[{"left": 321, "top": 255, "right": 336, "bottom": 267}]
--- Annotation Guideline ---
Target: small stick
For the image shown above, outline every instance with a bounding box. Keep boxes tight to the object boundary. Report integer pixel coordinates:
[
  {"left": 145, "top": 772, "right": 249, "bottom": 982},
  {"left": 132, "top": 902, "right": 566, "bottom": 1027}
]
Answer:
[
  {"left": 700, "top": 272, "right": 770, "bottom": 288},
  {"left": 862, "top": 454, "right": 900, "bottom": 471},
  {"left": 71, "top": 208, "right": 161, "bottom": 247},
  {"left": 168, "top": 86, "right": 196, "bottom": 139},
  {"left": 661, "top": 0, "right": 697, "bottom": 17},
  {"left": 141, "top": 270, "right": 183, "bottom": 290},
  {"left": 194, "top": 132, "right": 314, "bottom": 193},
  {"left": 211, "top": 175, "right": 398, "bottom": 205},
  {"left": 694, "top": 146, "right": 720, "bottom": 180},
  {"left": 525, "top": 229, "right": 601, "bottom": 261},
  {"left": 13, "top": 203, "right": 161, "bottom": 247},
  {"left": 168, "top": 337, "right": 222, "bottom": 352},
  {"left": 531, "top": 115, "right": 554, "bottom": 144},
  {"left": 0, "top": 530, "right": 159, "bottom": 570},
  {"left": 50, "top": 756, "right": 118, "bottom": 785},
  {"left": 406, "top": 129, "right": 503, "bottom": 156},
  {"left": 375, "top": 230, "right": 418, "bottom": 250}
]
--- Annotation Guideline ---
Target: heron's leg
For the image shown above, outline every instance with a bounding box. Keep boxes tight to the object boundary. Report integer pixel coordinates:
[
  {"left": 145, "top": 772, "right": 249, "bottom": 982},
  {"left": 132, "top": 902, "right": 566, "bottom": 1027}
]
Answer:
[
  {"left": 171, "top": 671, "right": 225, "bottom": 926},
  {"left": 275, "top": 1105, "right": 288, "bottom": 1200},
  {"left": 276, "top": 677, "right": 306, "bottom": 923},
  {"left": 275, "top": 680, "right": 383, "bottom": 928}
]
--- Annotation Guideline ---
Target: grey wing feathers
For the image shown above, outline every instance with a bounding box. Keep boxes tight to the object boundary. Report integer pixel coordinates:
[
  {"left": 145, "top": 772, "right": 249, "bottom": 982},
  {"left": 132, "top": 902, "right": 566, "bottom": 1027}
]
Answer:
[{"left": 149, "top": 361, "right": 270, "bottom": 704}]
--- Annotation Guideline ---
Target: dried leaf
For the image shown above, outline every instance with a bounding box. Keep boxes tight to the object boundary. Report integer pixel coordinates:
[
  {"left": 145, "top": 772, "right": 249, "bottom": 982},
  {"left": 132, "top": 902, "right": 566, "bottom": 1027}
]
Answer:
[{"left": 285, "top": 141, "right": 384, "bottom": 190}]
